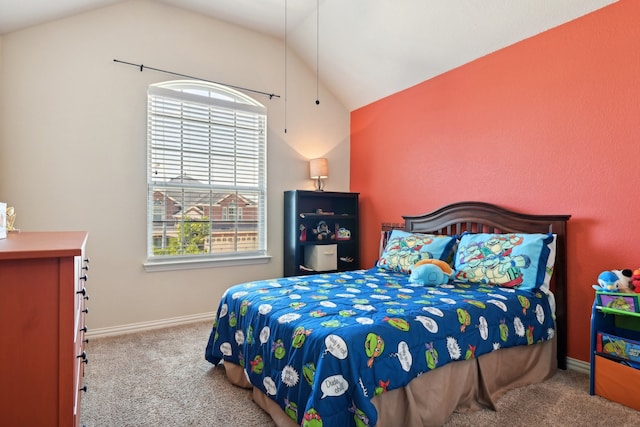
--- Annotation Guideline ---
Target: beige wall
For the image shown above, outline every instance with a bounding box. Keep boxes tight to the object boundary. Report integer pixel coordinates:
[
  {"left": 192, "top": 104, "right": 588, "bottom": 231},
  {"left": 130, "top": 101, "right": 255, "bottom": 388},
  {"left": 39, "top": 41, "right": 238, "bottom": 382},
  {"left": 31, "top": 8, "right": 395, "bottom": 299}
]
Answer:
[{"left": 0, "top": 0, "right": 350, "bottom": 330}]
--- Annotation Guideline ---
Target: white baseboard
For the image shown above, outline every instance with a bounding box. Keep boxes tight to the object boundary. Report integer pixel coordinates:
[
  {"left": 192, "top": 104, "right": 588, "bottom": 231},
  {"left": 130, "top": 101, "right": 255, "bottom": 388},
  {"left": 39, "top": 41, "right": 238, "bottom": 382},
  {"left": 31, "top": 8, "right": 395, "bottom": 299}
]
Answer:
[
  {"left": 86, "top": 312, "right": 216, "bottom": 339},
  {"left": 86, "top": 318, "right": 595, "bottom": 377},
  {"left": 566, "top": 357, "right": 590, "bottom": 375}
]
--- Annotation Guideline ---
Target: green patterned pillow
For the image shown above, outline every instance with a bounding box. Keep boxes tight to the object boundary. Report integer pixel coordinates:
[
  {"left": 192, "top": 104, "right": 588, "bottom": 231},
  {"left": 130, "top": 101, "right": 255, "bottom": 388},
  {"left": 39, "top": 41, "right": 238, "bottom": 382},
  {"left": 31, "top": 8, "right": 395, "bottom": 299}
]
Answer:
[
  {"left": 453, "top": 233, "right": 556, "bottom": 291},
  {"left": 376, "top": 230, "right": 457, "bottom": 273}
]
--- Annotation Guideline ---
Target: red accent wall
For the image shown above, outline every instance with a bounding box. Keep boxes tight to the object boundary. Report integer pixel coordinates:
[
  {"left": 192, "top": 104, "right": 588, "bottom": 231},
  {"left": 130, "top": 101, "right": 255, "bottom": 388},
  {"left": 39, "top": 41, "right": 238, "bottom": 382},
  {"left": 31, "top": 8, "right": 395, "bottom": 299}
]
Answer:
[{"left": 351, "top": 0, "right": 640, "bottom": 363}]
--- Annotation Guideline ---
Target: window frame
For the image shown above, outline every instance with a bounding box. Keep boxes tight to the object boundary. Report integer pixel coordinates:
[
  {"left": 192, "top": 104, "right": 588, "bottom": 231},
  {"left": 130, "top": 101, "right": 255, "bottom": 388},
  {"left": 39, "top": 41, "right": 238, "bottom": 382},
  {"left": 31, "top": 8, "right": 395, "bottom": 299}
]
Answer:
[{"left": 144, "top": 80, "right": 270, "bottom": 272}]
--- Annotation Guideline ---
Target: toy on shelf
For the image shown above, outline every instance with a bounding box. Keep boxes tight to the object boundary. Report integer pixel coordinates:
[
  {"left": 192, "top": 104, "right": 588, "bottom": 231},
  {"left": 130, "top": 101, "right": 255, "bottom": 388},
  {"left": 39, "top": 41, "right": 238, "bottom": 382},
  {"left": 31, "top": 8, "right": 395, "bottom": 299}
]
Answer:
[
  {"left": 335, "top": 224, "right": 351, "bottom": 240},
  {"left": 593, "top": 269, "right": 633, "bottom": 292},
  {"left": 311, "top": 220, "right": 335, "bottom": 241},
  {"left": 614, "top": 269, "right": 634, "bottom": 292},
  {"left": 632, "top": 269, "right": 640, "bottom": 293}
]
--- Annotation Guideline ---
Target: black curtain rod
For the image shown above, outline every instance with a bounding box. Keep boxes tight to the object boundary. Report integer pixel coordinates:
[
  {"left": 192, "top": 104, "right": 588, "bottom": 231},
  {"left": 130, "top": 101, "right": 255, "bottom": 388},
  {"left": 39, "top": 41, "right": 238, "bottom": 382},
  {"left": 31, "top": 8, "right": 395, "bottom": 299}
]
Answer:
[{"left": 113, "top": 59, "right": 280, "bottom": 100}]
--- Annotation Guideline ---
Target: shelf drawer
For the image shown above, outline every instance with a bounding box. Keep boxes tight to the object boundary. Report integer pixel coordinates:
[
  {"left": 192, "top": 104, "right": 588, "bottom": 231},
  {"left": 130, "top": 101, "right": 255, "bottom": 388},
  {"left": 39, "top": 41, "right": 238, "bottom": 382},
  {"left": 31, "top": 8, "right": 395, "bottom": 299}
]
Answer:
[
  {"left": 597, "top": 332, "right": 640, "bottom": 365},
  {"left": 593, "top": 355, "right": 640, "bottom": 411},
  {"left": 304, "top": 244, "right": 337, "bottom": 272},
  {"left": 596, "top": 291, "right": 640, "bottom": 314}
]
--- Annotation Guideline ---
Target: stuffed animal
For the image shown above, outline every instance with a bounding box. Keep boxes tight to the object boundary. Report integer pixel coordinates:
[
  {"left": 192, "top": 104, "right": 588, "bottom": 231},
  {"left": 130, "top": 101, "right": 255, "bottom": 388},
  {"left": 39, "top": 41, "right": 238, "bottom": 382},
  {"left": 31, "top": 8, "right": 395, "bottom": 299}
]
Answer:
[
  {"left": 592, "top": 269, "right": 633, "bottom": 292},
  {"left": 312, "top": 220, "right": 335, "bottom": 241},
  {"left": 614, "top": 269, "right": 634, "bottom": 292},
  {"left": 593, "top": 271, "right": 619, "bottom": 292},
  {"left": 632, "top": 269, "right": 640, "bottom": 293},
  {"left": 410, "top": 259, "right": 452, "bottom": 286}
]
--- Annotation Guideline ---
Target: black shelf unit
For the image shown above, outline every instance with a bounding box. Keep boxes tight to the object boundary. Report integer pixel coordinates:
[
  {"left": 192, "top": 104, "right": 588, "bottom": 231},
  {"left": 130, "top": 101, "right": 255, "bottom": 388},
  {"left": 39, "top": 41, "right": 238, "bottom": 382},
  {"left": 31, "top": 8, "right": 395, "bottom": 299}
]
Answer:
[{"left": 284, "top": 190, "right": 359, "bottom": 277}]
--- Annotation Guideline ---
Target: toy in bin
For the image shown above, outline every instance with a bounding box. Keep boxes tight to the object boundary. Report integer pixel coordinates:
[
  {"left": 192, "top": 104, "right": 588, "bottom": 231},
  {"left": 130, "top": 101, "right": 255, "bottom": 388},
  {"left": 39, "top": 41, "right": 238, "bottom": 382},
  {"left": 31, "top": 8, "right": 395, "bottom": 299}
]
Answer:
[
  {"left": 596, "top": 291, "right": 640, "bottom": 313},
  {"left": 597, "top": 332, "right": 640, "bottom": 368}
]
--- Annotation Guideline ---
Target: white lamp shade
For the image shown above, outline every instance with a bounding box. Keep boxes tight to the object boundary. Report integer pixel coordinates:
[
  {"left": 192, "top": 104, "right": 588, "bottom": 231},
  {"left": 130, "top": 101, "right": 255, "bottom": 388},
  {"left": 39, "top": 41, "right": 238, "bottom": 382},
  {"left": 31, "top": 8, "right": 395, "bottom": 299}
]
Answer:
[{"left": 309, "top": 158, "right": 329, "bottom": 179}]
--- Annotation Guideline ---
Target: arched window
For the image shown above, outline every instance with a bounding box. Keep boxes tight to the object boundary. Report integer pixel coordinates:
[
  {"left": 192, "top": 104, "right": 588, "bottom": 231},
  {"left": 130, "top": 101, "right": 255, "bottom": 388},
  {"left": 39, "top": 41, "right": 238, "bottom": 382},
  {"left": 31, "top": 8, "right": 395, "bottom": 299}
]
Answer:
[{"left": 145, "top": 80, "right": 267, "bottom": 270}]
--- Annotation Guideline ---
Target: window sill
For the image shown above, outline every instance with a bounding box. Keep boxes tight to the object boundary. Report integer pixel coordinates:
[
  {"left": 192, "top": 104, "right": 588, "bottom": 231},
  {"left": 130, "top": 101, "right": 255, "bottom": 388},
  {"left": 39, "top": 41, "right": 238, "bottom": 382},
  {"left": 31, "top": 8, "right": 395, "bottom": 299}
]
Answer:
[{"left": 143, "top": 254, "right": 271, "bottom": 272}]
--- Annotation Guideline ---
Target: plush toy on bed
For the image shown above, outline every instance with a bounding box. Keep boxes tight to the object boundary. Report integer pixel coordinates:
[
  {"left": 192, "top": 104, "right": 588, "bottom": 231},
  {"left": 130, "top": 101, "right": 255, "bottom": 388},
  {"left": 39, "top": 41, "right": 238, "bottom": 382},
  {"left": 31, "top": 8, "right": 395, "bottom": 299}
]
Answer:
[
  {"left": 410, "top": 259, "right": 452, "bottom": 286},
  {"left": 592, "top": 269, "right": 633, "bottom": 292}
]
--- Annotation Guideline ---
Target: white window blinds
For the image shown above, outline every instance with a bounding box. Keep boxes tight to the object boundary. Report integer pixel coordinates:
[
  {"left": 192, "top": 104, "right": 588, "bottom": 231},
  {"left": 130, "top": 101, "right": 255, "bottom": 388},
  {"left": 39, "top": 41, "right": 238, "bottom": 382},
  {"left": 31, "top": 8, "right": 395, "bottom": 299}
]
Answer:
[{"left": 146, "top": 81, "right": 267, "bottom": 263}]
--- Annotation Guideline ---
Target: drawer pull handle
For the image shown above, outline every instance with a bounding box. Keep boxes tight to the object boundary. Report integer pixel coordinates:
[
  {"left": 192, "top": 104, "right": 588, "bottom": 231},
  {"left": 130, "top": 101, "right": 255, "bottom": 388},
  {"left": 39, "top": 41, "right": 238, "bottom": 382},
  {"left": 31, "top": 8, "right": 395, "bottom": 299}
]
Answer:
[
  {"left": 84, "top": 338, "right": 90, "bottom": 344},
  {"left": 82, "top": 308, "right": 89, "bottom": 314},
  {"left": 76, "top": 288, "right": 86, "bottom": 296},
  {"left": 82, "top": 264, "right": 90, "bottom": 271},
  {"left": 84, "top": 258, "right": 90, "bottom": 263},
  {"left": 79, "top": 385, "right": 88, "bottom": 393},
  {"left": 80, "top": 274, "right": 88, "bottom": 282},
  {"left": 77, "top": 352, "right": 88, "bottom": 365},
  {"left": 80, "top": 326, "right": 88, "bottom": 333}
]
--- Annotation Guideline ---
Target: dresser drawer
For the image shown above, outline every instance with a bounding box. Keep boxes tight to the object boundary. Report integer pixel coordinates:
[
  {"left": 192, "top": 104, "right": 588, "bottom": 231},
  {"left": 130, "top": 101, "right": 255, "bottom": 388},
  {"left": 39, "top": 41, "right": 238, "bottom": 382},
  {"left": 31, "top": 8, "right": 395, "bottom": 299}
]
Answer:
[
  {"left": 74, "top": 255, "right": 89, "bottom": 361},
  {"left": 73, "top": 254, "right": 90, "bottom": 426}
]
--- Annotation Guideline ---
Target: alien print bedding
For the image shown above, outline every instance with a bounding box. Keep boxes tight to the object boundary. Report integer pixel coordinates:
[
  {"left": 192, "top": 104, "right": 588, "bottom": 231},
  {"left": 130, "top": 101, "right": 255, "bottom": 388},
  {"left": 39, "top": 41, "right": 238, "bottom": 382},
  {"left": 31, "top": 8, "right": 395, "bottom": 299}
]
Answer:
[{"left": 205, "top": 267, "right": 556, "bottom": 427}]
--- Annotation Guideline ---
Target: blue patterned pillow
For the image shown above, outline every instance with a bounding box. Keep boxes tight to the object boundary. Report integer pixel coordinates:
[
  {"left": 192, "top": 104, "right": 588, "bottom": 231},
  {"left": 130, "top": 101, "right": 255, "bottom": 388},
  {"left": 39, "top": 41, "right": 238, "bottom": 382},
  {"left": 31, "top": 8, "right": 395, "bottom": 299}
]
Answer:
[
  {"left": 376, "top": 230, "right": 457, "bottom": 273},
  {"left": 453, "top": 233, "right": 556, "bottom": 290}
]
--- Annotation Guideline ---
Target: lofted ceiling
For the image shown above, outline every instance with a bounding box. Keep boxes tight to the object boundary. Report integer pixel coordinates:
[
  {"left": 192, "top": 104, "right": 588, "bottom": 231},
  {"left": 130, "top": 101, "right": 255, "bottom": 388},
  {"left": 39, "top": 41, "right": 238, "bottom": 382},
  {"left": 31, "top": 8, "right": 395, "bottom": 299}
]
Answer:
[{"left": 0, "top": 0, "right": 618, "bottom": 110}]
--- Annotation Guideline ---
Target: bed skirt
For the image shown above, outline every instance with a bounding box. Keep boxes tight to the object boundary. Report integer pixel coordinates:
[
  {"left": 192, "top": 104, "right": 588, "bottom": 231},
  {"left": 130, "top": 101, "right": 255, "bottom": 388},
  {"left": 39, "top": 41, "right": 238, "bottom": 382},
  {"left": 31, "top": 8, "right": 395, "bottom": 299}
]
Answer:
[{"left": 220, "top": 337, "right": 557, "bottom": 427}]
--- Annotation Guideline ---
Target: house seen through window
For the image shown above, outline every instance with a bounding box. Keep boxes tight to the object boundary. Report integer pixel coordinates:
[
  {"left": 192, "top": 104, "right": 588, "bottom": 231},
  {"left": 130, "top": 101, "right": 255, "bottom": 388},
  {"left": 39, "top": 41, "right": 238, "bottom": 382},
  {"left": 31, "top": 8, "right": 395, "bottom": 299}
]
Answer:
[{"left": 146, "top": 80, "right": 267, "bottom": 264}]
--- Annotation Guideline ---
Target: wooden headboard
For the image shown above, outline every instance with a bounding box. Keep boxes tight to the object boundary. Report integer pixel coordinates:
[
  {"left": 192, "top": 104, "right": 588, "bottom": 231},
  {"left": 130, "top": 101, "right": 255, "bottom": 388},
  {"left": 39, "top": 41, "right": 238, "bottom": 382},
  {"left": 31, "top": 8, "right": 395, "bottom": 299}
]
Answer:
[{"left": 385, "top": 201, "right": 571, "bottom": 369}]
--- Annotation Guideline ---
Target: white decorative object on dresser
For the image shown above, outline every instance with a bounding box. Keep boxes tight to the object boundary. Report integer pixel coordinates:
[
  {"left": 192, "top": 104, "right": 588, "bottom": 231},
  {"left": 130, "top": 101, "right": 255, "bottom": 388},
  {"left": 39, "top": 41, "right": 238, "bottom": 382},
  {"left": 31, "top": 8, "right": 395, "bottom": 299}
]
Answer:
[
  {"left": 0, "top": 202, "right": 6, "bottom": 238},
  {"left": 0, "top": 231, "right": 89, "bottom": 426}
]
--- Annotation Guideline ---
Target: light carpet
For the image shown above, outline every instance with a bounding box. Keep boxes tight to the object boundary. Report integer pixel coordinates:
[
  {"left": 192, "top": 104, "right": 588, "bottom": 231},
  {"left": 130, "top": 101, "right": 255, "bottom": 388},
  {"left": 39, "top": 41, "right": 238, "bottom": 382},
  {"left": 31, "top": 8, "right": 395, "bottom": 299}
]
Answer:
[{"left": 80, "top": 320, "right": 640, "bottom": 427}]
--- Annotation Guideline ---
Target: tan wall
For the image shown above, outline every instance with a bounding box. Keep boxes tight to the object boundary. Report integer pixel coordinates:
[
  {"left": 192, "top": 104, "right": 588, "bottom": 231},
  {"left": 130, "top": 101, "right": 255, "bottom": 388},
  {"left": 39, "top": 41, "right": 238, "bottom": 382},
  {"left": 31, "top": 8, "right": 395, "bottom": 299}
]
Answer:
[{"left": 0, "top": 0, "right": 350, "bottom": 330}]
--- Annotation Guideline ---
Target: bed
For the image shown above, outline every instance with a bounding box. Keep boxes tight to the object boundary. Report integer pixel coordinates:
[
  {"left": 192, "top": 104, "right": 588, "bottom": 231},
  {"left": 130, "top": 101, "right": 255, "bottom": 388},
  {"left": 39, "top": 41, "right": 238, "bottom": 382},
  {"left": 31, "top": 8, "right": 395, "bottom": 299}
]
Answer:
[{"left": 205, "top": 201, "right": 570, "bottom": 427}]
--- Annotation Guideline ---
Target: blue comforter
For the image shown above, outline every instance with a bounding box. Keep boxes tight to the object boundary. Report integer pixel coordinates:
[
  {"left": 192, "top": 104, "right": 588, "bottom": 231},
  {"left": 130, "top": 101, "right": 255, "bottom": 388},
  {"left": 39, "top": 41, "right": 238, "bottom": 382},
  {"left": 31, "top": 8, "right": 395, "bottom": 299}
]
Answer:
[{"left": 205, "top": 268, "right": 555, "bottom": 427}]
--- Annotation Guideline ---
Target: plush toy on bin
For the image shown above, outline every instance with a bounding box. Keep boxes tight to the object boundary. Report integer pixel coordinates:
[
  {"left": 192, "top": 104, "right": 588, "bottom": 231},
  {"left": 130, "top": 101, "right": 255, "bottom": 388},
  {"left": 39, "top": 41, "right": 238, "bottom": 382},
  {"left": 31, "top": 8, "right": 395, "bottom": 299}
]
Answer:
[
  {"left": 592, "top": 269, "right": 633, "bottom": 292},
  {"left": 632, "top": 269, "right": 640, "bottom": 293},
  {"left": 410, "top": 259, "right": 452, "bottom": 286}
]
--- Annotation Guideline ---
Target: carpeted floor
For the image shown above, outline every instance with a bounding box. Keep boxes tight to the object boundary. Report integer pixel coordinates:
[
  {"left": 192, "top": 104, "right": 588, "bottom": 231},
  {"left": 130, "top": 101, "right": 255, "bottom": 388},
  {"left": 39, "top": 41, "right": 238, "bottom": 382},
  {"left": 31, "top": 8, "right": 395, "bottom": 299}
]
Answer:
[{"left": 80, "top": 320, "right": 640, "bottom": 427}]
